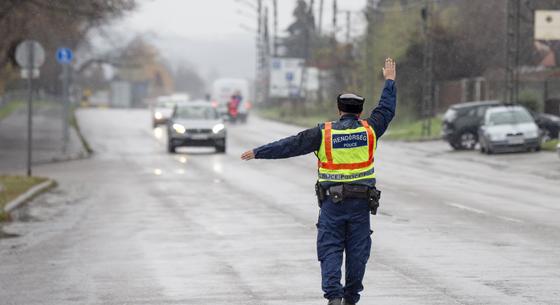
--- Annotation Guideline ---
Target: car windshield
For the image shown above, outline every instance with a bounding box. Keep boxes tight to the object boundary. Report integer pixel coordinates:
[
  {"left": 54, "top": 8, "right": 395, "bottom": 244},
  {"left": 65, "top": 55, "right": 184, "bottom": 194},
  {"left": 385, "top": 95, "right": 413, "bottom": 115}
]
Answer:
[
  {"left": 175, "top": 105, "right": 218, "bottom": 120},
  {"left": 488, "top": 109, "right": 533, "bottom": 125},
  {"left": 156, "top": 100, "right": 175, "bottom": 108}
]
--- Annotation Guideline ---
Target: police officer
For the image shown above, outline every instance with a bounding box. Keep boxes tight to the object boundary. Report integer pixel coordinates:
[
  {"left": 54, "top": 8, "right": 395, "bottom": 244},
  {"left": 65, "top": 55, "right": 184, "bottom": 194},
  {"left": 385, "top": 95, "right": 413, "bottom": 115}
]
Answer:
[{"left": 241, "top": 58, "right": 396, "bottom": 305}]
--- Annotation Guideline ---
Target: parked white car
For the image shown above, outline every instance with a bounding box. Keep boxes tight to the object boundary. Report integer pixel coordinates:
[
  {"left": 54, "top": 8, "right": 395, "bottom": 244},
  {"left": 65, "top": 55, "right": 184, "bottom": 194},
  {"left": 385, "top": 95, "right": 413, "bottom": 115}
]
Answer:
[{"left": 478, "top": 106, "right": 540, "bottom": 154}]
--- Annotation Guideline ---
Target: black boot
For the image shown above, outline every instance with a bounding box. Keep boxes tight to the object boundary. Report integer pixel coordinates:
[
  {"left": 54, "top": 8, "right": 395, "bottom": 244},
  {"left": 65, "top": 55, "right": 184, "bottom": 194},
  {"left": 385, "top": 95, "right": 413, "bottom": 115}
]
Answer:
[
  {"left": 328, "top": 298, "right": 342, "bottom": 305},
  {"left": 342, "top": 299, "right": 356, "bottom": 305}
]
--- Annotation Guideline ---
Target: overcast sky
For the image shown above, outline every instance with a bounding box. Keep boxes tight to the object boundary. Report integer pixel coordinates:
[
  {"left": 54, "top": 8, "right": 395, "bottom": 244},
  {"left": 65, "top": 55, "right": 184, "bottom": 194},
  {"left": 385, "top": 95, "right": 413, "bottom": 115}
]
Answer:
[{"left": 110, "top": 0, "right": 367, "bottom": 81}]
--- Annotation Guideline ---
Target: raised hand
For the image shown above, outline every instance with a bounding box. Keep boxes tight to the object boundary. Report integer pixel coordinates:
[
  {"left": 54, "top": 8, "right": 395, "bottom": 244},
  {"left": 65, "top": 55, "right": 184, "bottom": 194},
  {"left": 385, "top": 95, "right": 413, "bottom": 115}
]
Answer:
[{"left": 382, "top": 58, "right": 396, "bottom": 81}]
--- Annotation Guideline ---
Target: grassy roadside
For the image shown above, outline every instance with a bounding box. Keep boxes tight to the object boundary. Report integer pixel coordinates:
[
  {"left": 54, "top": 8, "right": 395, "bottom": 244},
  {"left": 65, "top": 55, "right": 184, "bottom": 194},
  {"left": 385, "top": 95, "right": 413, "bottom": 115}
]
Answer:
[
  {"left": 257, "top": 107, "right": 335, "bottom": 128},
  {"left": 0, "top": 175, "right": 49, "bottom": 221},
  {"left": 0, "top": 101, "right": 23, "bottom": 120},
  {"left": 542, "top": 139, "right": 559, "bottom": 152},
  {"left": 70, "top": 108, "right": 93, "bottom": 154},
  {"left": 375, "top": 116, "right": 442, "bottom": 141}
]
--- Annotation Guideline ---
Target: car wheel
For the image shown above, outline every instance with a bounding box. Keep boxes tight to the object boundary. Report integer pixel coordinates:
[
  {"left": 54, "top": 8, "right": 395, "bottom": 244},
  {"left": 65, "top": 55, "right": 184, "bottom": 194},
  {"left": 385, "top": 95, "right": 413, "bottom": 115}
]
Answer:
[
  {"left": 479, "top": 142, "right": 486, "bottom": 154},
  {"left": 167, "top": 140, "right": 176, "bottom": 153},
  {"left": 449, "top": 141, "right": 461, "bottom": 150},
  {"left": 458, "top": 131, "right": 477, "bottom": 150},
  {"left": 215, "top": 144, "right": 226, "bottom": 153},
  {"left": 540, "top": 128, "right": 551, "bottom": 144}
]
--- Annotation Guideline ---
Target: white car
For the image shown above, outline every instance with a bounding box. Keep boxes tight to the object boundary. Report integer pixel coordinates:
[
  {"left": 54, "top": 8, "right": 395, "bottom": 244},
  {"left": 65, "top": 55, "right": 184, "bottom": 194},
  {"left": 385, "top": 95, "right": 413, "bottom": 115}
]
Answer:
[
  {"left": 478, "top": 106, "right": 540, "bottom": 154},
  {"left": 167, "top": 101, "right": 226, "bottom": 153}
]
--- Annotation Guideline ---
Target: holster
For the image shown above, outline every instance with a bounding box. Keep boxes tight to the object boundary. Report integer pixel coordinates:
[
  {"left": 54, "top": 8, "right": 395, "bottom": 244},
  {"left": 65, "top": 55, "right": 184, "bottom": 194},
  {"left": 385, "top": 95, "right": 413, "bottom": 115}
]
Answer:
[
  {"left": 315, "top": 181, "right": 326, "bottom": 208},
  {"left": 368, "top": 188, "right": 381, "bottom": 215}
]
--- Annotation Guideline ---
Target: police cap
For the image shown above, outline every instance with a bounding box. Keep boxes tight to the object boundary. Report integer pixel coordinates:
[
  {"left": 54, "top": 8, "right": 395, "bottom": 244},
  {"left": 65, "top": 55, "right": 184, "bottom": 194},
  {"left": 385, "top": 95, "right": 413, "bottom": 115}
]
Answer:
[{"left": 337, "top": 93, "right": 365, "bottom": 114}]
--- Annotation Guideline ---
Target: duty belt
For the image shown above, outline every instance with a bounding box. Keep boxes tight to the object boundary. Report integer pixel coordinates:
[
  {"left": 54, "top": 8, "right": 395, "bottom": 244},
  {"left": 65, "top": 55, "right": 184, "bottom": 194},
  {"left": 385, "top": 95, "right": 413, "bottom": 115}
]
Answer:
[
  {"left": 315, "top": 182, "right": 381, "bottom": 215},
  {"left": 326, "top": 184, "right": 370, "bottom": 201}
]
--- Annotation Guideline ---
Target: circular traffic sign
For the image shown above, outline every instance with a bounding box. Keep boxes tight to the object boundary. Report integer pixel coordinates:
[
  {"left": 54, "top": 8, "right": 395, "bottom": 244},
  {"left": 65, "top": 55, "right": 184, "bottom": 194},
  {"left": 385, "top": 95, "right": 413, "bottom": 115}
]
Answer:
[
  {"left": 56, "top": 47, "right": 73, "bottom": 64},
  {"left": 15, "top": 40, "right": 45, "bottom": 69}
]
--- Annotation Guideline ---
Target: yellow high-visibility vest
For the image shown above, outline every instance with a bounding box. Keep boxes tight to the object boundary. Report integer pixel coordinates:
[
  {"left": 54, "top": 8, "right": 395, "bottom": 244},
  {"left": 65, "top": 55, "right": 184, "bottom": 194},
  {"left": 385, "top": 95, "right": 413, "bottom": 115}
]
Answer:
[{"left": 316, "top": 120, "right": 376, "bottom": 183}]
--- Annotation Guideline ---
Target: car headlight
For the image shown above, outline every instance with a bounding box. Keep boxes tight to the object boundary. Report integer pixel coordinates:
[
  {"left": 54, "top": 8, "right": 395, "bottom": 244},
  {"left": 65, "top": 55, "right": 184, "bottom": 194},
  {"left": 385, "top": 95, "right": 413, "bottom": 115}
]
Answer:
[
  {"left": 525, "top": 129, "right": 538, "bottom": 138},
  {"left": 212, "top": 123, "right": 225, "bottom": 134},
  {"left": 488, "top": 132, "right": 505, "bottom": 141},
  {"left": 172, "top": 123, "right": 186, "bottom": 134},
  {"left": 154, "top": 112, "right": 163, "bottom": 119}
]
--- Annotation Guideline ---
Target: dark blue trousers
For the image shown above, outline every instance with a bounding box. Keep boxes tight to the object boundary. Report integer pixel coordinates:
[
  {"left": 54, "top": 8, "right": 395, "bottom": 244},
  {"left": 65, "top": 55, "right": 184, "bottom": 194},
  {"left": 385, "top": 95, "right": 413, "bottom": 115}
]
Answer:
[{"left": 317, "top": 197, "right": 372, "bottom": 303}]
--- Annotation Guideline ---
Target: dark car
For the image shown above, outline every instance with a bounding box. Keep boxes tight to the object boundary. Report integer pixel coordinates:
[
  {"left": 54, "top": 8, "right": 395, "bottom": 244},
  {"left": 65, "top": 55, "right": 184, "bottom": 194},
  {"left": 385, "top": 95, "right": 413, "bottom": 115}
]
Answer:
[
  {"left": 530, "top": 111, "right": 560, "bottom": 143},
  {"left": 442, "top": 100, "right": 502, "bottom": 150}
]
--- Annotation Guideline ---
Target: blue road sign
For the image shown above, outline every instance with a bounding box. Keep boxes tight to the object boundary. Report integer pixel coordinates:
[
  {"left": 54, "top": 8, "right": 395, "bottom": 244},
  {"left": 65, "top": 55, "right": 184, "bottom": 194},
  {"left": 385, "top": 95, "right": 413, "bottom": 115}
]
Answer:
[
  {"left": 285, "top": 72, "right": 294, "bottom": 81},
  {"left": 56, "top": 48, "right": 73, "bottom": 64}
]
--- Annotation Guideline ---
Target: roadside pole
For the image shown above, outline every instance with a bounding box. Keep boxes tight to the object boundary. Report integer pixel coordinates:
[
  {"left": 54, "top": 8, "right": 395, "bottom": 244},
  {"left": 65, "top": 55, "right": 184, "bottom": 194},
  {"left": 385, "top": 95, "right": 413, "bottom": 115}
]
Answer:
[
  {"left": 62, "top": 64, "right": 69, "bottom": 148},
  {"left": 15, "top": 40, "right": 45, "bottom": 177},
  {"left": 56, "top": 47, "right": 74, "bottom": 151},
  {"left": 26, "top": 44, "right": 34, "bottom": 177}
]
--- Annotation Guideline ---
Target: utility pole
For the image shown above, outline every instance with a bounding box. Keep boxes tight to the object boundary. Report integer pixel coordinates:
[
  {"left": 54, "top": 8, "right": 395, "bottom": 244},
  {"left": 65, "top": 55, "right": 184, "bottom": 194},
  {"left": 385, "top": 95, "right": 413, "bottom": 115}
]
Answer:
[
  {"left": 316, "top": 0, "right": 325, "bottom": 105},
  {"left": 332, "top": 0, "right": 337, "bottom": 41},
  {"left": 346, "top": 11, "right": 351, "bottom": 43},
  {"left": 364, "top": 0, "right": 375, "bottom": 100},
  {"left": 318, "top": 0, "right": 324, "bottom": 36},
  {"left": 263, "top": 5, "right": 271, "bottom": 102},
  {"left": 505, "top": 0, "right": 521, "bottom": 104},
  {"left": 273, "top": 0, "right": 278, "bottom": 56},
  {"left": 330, "top": 0, "right": 339, "bottom": 98},
  {"left": 255, "top": 0, "right": 263, "bottom": 104},
  {"left": 421, "top": 0, "right": 434, "bottom": 137}
]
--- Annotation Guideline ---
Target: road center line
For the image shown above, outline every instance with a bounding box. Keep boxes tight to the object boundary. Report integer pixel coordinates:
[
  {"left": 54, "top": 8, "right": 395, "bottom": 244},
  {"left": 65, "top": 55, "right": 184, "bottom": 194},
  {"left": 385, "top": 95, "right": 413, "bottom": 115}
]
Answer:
[
  {"left": 497, "top": 216, "right": 525, "bottom": 224},
  {"left": 446, "top": 202, "right": 525, "bottom": 224},
  {"left": 446, "top": 202, "right": 488, "bottom": 215}
]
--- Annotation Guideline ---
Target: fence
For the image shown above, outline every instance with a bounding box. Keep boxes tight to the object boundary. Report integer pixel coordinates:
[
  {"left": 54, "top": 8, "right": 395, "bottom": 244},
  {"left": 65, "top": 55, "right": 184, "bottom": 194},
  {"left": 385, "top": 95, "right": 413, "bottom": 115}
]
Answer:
[{"left": 436, "top": 76, "right": 560, "bottom": 115}]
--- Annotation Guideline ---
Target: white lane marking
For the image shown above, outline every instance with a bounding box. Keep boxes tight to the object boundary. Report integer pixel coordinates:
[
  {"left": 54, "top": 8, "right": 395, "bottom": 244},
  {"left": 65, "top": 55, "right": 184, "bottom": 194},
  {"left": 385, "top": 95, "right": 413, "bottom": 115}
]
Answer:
[
  {"left": 446, "top": 202, "right": 488, "bottom": 215},
  {"left": 446, "top": 202, "right": 525, "bottom": 224},
  {"left": 497, "top": 216, "right": 525, "bottom": 224}
]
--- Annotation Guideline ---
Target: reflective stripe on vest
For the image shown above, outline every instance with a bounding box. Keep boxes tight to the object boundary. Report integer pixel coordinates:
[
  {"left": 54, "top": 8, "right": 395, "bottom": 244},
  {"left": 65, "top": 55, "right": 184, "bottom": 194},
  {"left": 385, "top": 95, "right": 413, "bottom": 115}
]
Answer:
[{"left": 317, "top": 120, "right": 376, "bottom": 183}]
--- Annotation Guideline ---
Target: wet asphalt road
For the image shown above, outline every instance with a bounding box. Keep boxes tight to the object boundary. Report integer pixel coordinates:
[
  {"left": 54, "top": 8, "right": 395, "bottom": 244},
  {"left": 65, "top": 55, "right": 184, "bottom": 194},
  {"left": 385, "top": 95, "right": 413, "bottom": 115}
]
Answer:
[{"left": 1, "top": 108, "right": 560, "bottom": 305}]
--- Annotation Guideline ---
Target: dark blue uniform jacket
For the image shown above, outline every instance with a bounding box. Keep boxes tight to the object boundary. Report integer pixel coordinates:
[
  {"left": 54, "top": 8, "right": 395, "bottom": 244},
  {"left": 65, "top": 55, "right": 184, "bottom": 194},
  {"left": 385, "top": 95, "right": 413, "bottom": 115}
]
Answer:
[{"left": 254, "top": 80, "right": 397, "bottom": 187}]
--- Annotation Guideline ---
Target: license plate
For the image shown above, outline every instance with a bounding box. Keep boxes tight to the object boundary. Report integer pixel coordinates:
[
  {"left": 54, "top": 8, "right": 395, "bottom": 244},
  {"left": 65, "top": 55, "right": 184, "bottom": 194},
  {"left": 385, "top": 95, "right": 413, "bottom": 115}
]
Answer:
[
  {"left": 190, "top": 134, "right": 209, "bottom": 140},
  {"left": 507, "top": 136, "right": 523, "bottom": 145}
]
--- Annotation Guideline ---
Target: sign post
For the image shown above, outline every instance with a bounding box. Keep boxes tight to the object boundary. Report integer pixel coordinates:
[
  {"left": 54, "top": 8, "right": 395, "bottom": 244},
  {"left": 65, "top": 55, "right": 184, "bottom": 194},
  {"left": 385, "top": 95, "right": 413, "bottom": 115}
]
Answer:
[
  {"left": 15, "top": 40, "right": 45, "bottom": 177},
  {"left": 56, "top": 47, "right": 73, "bottom": 149}
]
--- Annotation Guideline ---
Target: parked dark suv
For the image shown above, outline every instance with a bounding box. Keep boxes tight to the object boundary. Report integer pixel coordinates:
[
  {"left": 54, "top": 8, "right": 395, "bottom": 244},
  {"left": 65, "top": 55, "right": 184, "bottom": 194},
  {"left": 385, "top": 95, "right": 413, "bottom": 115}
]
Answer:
[
  {"left": 530, "top": 111, "right": 560, "bottom": 143},
  {"left": 442, "top": 100, "right": 502, "bottom": 150}
]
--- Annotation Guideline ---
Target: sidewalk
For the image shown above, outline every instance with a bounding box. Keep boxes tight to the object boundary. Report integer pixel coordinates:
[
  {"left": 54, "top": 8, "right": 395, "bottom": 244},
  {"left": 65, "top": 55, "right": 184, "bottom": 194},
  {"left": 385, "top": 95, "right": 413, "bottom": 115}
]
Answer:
[{"left": 0, "top": 102, "right": 87, "bottom": 174}]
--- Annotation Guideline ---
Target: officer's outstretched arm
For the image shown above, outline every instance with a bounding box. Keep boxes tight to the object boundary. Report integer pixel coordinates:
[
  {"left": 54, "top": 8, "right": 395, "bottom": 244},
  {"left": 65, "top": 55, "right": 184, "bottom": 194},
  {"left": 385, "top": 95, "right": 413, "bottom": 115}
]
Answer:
[{"left": 241, "top": 127, "right": 322, "bottom": 160}]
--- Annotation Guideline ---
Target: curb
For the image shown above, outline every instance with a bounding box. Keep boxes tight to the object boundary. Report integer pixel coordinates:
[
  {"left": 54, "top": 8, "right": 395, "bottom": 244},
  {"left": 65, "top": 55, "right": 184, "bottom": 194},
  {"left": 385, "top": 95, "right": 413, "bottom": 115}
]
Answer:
[
  {"left": 33, "top": 151, "right": 90, "bottom": 166},
  {"left": 3, "top": 179, "right": 56, "bottom": 213}
]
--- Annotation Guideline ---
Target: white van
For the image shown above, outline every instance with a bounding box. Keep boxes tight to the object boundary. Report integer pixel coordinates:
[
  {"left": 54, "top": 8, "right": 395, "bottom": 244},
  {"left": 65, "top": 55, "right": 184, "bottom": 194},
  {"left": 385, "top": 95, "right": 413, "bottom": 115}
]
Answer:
[{"left": 211, "top": 78, "right": 251, "bottom": 122}]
